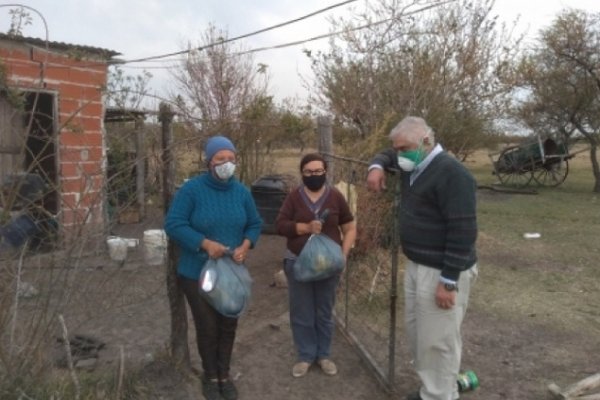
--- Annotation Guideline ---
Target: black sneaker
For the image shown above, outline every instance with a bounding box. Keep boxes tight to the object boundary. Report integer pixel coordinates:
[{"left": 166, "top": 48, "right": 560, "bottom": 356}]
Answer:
[
  {"left": 406, "top": 392, "right": 422, "bottom": 400},
  {"left": 219, "top": 379, "right": 238, "bottom": 400},
  {"left": 202, "top": 378, "right": 223, "bottom": 400}
]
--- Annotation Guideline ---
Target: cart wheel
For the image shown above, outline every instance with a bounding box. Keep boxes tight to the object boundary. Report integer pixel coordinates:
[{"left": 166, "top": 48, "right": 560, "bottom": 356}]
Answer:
[
  {"left": 533, "top": 159, "right": 569, "bottom": 187},
  {"left": 495, "top": 147, "right": 535, "bottom": 188}
]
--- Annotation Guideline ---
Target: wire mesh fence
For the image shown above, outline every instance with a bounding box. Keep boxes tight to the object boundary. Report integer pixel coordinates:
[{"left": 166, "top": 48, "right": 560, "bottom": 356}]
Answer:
[{"left": 327, "top": 153, "right": 408, "bottom": 394}]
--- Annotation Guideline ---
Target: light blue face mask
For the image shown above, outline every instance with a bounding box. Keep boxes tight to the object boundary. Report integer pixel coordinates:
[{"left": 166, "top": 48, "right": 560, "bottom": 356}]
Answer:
[{"left": 214, "top": 161, "right": 236, "bottom": 180}]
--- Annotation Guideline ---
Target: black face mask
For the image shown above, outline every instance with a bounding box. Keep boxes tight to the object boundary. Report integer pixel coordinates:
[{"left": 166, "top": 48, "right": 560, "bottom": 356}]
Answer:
[{"left": 302, "top": 174, "right": 327, "bottom": 192}]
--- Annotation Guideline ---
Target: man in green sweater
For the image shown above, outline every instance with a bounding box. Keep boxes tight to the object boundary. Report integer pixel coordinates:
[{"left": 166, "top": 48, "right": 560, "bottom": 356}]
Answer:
[{"left": 367, "top": 116, "right": 478, "bottom": 400}]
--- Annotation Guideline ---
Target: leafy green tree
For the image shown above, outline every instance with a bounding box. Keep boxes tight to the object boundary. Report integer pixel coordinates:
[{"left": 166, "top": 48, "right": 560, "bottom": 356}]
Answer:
[
  {"left": 277, "top": 107, "right": 314, "bottom": 153},
  {"left": 516, "top": 9, "right": 600, "bottom": 192},
  {"left": 309, "top": 0, "right": 521, "bottom": 160}
]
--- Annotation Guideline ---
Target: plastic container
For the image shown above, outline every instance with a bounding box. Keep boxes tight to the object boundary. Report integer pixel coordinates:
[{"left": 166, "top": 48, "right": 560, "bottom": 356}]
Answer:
[
  {"left": 143, "top": 229, "right": 167, "bottom": 265},
  {"left": 251, "top": 174, "right": 297, "bottom": 234},
  {"left": 106, "top": 237, "right": 128, "bottom": 261}
]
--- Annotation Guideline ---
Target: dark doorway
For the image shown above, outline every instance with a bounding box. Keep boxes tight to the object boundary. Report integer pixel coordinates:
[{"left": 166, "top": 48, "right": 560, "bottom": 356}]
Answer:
[{"left": 23, "top": 91, "right": 58, "bottom": 214}]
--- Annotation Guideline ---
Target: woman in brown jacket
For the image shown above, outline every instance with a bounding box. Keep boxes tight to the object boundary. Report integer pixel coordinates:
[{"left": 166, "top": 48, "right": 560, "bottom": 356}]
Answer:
[{"left": 275, "top": 153, "right": 356, "bottom": 379}]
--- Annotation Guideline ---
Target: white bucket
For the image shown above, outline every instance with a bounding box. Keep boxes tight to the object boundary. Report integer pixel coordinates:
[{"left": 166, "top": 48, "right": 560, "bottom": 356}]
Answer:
[
  {"left": 107, "top": 237, "right": 128, "bottom": 261},
  {"left": 143, "top": 229, "right": 167, "bottom": 265}
]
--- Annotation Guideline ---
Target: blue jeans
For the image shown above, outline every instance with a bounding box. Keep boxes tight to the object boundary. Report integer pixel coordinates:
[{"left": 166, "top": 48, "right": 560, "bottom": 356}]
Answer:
[{"left": 284, "top": 257, "right": 339, "bottom": 362}]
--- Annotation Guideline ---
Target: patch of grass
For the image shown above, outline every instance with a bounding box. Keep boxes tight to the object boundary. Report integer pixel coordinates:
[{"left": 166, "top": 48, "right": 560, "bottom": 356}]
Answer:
[
  {"left": 0, "top": 367, "right": 149, "bottom": 400},
  {"left": 469, "top": 149, "right": 600, "bottom": 334}
]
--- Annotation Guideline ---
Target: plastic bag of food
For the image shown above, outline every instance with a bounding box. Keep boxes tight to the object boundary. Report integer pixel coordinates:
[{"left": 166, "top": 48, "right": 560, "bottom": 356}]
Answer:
[
  {"left": 293, "top": 233, "right": 345, "bottom": 282},
  {"left": 199, "top": 256, "right": 252, "bottom": 318}
]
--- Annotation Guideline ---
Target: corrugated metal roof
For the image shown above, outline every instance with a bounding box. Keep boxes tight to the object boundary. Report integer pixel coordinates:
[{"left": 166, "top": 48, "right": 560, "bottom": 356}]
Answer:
[{"left": 0, "top": 33, "right": 120, "bottom": 59}]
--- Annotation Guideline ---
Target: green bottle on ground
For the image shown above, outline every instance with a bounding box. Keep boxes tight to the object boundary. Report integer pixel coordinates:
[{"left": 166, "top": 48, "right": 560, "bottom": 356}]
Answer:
[{"left": 457, "top": 370, "right": 479, "bottom": 392}]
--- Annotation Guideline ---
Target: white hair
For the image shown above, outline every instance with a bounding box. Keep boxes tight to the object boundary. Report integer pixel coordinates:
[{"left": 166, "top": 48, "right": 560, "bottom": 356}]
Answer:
[{"left": 389, "top": 116, "right": 435, "bottom": 142}]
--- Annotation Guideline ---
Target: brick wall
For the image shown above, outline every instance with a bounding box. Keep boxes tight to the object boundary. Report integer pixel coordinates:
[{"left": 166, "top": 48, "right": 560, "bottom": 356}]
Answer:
[{"left": 0, "top": 39, "right": 112, "bottom": 237}]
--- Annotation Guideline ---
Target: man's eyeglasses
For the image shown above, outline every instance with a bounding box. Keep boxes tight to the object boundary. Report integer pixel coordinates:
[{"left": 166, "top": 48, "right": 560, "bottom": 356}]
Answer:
[{"left": 302, "top": 168, "right": 326, "bottom": 177}]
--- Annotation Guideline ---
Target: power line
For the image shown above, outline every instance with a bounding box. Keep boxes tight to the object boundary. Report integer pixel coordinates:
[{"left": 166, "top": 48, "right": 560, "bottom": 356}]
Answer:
[
  {"left": 117, "top": 1, "right": 453, "bottom": 70},
  {"left": 117, "top": 0, "right": 359, "bottom": 65}
]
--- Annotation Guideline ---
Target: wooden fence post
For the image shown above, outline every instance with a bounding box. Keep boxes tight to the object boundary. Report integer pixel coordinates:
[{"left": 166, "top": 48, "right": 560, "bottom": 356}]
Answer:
[
  {"left": 317, "top": 115, "right": 334, "bottom": 182},
  {"left": 160, "top": 103, "right": 190, "bottom": 368},
  {"left": 134, "top": 116, "right": 145, "bottom": 219}
]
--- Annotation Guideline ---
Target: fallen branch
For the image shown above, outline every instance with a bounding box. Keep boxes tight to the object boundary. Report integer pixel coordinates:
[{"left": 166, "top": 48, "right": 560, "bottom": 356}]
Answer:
[
  {"left": 9, "top": 241, "right": 29, "bottom": 355},
  {"left": 478, "top": 185, "right": 538, "bottom": 195},
  {"left": 578, "top": 394, "right": 600, "bottom": 400},
  {"left": 116, "top": 345, "right": 125, "bottom": 400},
  {"left": 58, "top": 314, "right": 80, "bottom": 400},
  {"left": 548, "top": 373, "right": 600, "bottom": 399}
]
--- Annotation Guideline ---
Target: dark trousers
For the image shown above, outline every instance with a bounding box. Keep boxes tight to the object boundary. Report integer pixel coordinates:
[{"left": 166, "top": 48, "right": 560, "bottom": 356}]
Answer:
[{"left": 179, "top": 276, "right": 238, "bottom": 380}]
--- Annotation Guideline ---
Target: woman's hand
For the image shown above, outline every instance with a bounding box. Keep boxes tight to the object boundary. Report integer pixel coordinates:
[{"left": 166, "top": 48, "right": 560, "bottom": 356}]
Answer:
[
  {"left": 232, "top": 246, "right": 248, "bottom": 264},
  {"left": 296, "top": 220, "right": 322, "bottom": 235},
  {"left": 232, "top": 239, "right": 251, "bottom": 264},
  {"left": 309, "top": 219, "right": 323, "bottom": 234},
  {"left": 201, "top": 239, "right": 228, "bottom": 259}
]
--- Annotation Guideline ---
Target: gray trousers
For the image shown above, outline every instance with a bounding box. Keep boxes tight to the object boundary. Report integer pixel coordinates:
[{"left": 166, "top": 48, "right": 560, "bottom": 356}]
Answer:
[{"left": 404, "top": 260, "right": 478, "bottom": 400}]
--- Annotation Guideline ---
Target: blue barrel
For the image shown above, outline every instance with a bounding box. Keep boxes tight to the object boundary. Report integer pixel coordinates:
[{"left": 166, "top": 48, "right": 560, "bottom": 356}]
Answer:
[{"left": 0, "top": 214, "right": 40, "bottom": 247}]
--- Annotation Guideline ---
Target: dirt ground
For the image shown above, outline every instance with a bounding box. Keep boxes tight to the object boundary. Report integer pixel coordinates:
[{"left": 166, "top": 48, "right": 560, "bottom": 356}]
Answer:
[
  {"left": 42, "top": 196, "right": 597, "bottom": 400},
  {"left": 83, "top": 219, "right": 389, "bottom": 400}
]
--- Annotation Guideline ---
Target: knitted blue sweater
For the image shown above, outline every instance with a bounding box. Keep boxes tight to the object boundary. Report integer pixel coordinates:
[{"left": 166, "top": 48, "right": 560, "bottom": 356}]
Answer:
[{"left": 164, "top": 173, "right": 262, "bottom": 280}]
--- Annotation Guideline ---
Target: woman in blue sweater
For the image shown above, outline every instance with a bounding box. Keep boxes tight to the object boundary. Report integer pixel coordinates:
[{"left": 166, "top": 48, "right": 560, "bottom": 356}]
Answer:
[{"left": 164, "top": 135, "right": 262, "bottom": 400}]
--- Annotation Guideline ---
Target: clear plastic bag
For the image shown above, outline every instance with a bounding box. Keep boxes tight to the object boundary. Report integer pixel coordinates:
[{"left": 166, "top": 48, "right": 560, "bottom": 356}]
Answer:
[
  {"left": 198, "top": 256, "right": 252, "bottom": 318},
  {"left": 293, "top": 233, "right": 345, "bottom": 282}
]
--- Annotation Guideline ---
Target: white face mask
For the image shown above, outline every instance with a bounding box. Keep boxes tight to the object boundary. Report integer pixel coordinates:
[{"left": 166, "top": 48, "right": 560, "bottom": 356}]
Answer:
[
  {"left": 214, "top": 161, "right": 236, "bottom": 180},
  {"left": 397, "top": 156, "right": 416, "bottom": 172}
]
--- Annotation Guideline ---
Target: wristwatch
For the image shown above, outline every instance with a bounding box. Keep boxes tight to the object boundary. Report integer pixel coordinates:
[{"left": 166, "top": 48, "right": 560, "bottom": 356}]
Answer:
[{"left": 443, "top": 282, "right": 459, "bottom": 292}]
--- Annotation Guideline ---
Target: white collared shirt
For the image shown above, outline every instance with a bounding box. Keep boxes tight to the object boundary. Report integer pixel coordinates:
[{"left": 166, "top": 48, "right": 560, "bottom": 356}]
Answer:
[{"left": 409, "top": 143, "right": 443, "bottom": 186}]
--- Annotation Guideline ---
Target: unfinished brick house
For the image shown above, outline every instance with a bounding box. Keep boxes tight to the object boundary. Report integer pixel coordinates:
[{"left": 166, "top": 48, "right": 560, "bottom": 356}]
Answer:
[{"left": 0, "top": 33, "right": 119, "bottom": 248}]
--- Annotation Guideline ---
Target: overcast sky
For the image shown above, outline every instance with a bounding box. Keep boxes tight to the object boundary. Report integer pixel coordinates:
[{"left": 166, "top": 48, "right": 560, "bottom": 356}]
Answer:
[{"left": 1, "top": 0, "right": 598, "bottom": 107}]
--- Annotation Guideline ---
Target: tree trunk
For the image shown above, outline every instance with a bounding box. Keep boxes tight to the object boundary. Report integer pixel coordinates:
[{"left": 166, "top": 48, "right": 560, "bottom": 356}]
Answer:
[{"left": 590, "top": 143, "right": 600, "bottom": 193}]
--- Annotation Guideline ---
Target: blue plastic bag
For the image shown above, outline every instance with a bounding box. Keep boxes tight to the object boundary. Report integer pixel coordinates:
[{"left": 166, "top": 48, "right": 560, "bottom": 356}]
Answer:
[
  {"left": 199, "top": 256, "right": 252, "bottom": 318},
  {"left": 293, "top": 233, "right": 345, "bottom": 282}
]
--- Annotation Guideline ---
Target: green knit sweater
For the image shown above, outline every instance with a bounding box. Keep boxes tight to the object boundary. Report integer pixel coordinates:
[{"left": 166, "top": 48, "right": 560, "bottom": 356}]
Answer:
[{"left": 371, "top": 149, "right": 477, "bottom": 281}]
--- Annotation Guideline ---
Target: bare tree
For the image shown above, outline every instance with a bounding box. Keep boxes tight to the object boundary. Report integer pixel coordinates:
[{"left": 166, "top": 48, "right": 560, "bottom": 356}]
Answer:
[
  {"left": 7, "top": 7, "right": 32, "bottom": 37},
  {"left": 170, "top": 24, "right": 269, "bottom": 162},
  {"left": 516, "top": 9, "right": 600, "bottom": 192}
]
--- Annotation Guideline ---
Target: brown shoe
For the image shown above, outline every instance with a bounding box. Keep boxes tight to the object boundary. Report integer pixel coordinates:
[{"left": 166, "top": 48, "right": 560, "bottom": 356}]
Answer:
[
  {"left": 292, "top": 361, "right": 311, "bottom": 378},
  {"left": 317, "top": 359, "right": 337, "bottom": 376}
]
